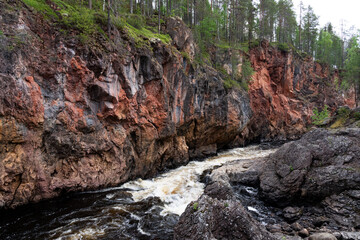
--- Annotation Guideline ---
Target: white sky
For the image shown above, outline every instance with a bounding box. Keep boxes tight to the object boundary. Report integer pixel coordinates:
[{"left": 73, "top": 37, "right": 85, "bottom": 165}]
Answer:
[{"left": 292, "top": 0, "right": 360, "bottom": 37}]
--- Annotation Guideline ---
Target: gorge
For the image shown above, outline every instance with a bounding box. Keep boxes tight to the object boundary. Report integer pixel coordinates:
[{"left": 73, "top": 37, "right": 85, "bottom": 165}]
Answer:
[{"left": 0, "top": 0, "right": 359, "bottom": 239}]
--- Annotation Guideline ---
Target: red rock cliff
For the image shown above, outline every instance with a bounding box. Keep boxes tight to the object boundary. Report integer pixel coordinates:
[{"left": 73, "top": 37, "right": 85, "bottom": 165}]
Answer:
[
  {"left": 0, "top": 3, "right": 251, "bottom": 208},
  {"left": 0, "top": 2, "right": 353, "bottom": 209},
  {"left": 245, "top": 40, "right": 355, "bottom": 141}
]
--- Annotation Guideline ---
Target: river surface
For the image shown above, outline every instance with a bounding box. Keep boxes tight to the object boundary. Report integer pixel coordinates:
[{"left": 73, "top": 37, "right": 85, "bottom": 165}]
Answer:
[{"left": 0, "top": 145, "right": 277, "bottom": 240}]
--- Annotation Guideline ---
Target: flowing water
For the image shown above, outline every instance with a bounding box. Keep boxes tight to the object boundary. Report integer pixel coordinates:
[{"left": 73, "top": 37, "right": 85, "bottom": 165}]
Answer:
[{"left": 0, "top": 145, "right": 277, "bottom": 240}]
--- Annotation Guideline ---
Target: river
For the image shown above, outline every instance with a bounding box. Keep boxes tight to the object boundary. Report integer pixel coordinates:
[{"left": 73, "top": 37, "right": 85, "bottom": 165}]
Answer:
[{"left": 0, "top": 145, "right": 277, "bottom": 240}]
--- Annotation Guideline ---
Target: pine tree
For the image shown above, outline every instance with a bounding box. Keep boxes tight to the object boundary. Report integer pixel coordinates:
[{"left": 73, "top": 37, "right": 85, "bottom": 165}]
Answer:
[
  {"left": 302, "top": 5, "right": 318, "bottom": 55},
  {"left": 344, "top": 36, "right": 360, "bottom": 107}
]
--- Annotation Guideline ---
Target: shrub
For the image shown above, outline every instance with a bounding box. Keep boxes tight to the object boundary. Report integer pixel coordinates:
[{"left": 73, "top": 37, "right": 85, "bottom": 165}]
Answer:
[
  {"left": 311, "top": 105, "right": 330, "bottom": 125},
  {"left": 126, "top": 14, "right": 144, "bottom": 29},
  {"left": 277, "top": 43, "right": 290, "bottom": 52},
  {"left": 240, "top": 58, "right": 254, "bottom": 89},
  {"left": 193, "top": 202, "right": 199, "bottom": 211},
  {"left": 249, "top": 39, "right": 260, "bottom": 48},
  {"left": 338, "top": 107, "right": 351, "bottom": 117},
  {"left": 353, "top": 111, "right": 360, "bottom": 120}
]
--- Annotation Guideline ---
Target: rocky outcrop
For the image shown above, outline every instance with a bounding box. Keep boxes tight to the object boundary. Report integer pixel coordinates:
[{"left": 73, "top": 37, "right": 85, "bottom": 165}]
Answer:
[
  {"left": 0, "top": 3, "right": 251, "bottom": 208},
  {"left": 174, "top": 173, "right": 275, "bottom": 240},
  {"left": 246, "top": 41, "right": 355, "bottom": 141},
  {"left": 176, "top": 127, "right": 360, "bottom": 239},
  {"left": 260, "top": 128, "right": 360, "bottom": 205}
]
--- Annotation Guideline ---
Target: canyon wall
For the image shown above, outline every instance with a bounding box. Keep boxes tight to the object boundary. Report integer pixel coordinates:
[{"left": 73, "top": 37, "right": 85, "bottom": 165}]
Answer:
[
  {"left": 246, "top": 40, "right": 355, "bottom": 141},
  {"left": 0, "top": 2, "right": 353, "bottom": 209},
  {"left": 0, "top": 4, "right": 251, "bottom": 208}
]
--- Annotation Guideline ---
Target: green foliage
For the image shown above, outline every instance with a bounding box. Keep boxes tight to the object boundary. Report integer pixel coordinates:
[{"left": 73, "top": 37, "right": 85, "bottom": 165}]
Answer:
[
  {"left": 277, "top": 42, "right": 290, "bottom": 52},
  {"left": 59, "top": 4, "right": 98, "bottom": 39},
  {"left": 289, "top": 165, "right": 294, "bottom": 172},
  {"left": 311, "top": 105, "right": 330, "bottom": 125},
  {"left": 22, "top": 0, "right": 58, "bottom": 19},
  {"left": 196, "top": 15, "right": 217, "bottom": 43},
  {"left": 353, "top": 112, "right": 360, "bottom": 120},
  {"left": 22, "top": 0, "right": 103, "bottom": 43},
  {"left": 193, "top": 202, "right": 199, "bottom": 211},
  {"left": 123, "top": 23, "right": 171, "bottom": 48},
  {"left": 0, "top": 30, "right": 3, "bottom": 36},
  {"left": 316, "top": 30, "right": 333, "bottom": 65},
  {"left": 249, "top": 40, "right": 260, "bottom": 49},
  {"left": 181, "top": 51, "right": 190, "bottom": 61},
  {"left": 338, "top": 107, "right": 351, "bottom": 117},
  {"left": 330, "top": 107, "right": 351, "bottom": 128},
  {"left": 343, "top": 36, "right": 360, "bottom": 106},
  {"left": 240, "top": 57, "right": 254, "bottom": 89},
  {"left": 125, "top": 14, "right": 145, "bottom": 29}
]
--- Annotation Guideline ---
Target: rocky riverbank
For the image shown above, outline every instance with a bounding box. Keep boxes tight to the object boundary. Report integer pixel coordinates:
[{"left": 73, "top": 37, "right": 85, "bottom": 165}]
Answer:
[{"left": 175, "top": 126, "right": 360, "bottom": 240}]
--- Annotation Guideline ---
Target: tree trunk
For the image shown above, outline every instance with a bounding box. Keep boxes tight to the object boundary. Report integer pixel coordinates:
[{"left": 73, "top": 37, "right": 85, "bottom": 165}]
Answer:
[
  {"left": 130, "top": 0, "right": 133, "bottom": 13},
  {"left": 158, "top": 0, "right": 161, "bottom": 33},
  {"left": 89, "top": 0, "right": 92, "bottom": 9},
  {"left": 108, "top": 0, "right": 111, "bottom": 38},
  {"left": 356, "top": 82, "right": 359, "bottom": 108}
]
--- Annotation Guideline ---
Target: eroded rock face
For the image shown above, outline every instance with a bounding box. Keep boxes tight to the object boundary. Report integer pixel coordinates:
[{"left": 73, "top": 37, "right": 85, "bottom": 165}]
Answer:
[
  {"left": 0, "top": 1, "right": 354, "bottom": 210},
  {"left": 246, "top": 41, "right": 355, "bottom": 141},
  {"left": 0, "top": 3, "right": 251, "bottom": 208}
]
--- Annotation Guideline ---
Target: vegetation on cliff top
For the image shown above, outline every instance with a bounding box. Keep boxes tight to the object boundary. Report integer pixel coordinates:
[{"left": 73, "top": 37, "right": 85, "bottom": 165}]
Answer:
[{"left": 18, "top": 0, "right": 360, "bottom": 97}]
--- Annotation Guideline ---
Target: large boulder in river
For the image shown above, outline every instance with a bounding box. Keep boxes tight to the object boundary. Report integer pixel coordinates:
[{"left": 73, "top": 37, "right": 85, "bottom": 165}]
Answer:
[
  {"left": 174, "top": 182, "right": 275, "bottom": 240},
  {"left": 259, "top": 128, "right": 360, "bottom": 206}
]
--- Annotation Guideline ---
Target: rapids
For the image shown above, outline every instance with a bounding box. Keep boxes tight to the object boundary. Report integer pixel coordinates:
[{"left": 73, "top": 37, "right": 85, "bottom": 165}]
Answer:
[{"left": 0, "top": 145, "right": 277, "bottom": 240}]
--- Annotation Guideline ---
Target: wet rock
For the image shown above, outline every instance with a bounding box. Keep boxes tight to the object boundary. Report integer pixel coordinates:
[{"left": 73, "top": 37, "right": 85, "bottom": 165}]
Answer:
[
  {"left": 308, "top": 233, "right": 337, "bottom": 240},
  {"left": 267, "top": 224, "right": 282, "bottom": 233},
  {"left": 298, "top": 228, "right": 309, "bottom": 238},
  {"left": 283, "top": 206, "right": 303, "bottom": 222},
  {"left": 273, "top": 234, "right": 302, "bottom": 240},
  {"left": 333, "top": 231, "right": 360, "bottom": 240},
  {"left": 312, "top": 216, "right": 331, "bottom": 227},
  {"left": 174, "top": 195, "right": 275, "bottom": 240},
  {"left": 291, "top": 222, "right": 303, "bottom": 231},
  {"left": 281, "top": 222, "right": 293, "bottom": 233},
  {"left": 259, "top": 128, "right": 360, "bottom": 206}
]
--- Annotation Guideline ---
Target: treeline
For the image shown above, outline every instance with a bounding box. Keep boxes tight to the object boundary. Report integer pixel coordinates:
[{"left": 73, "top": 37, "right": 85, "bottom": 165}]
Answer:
[{"left": 78, "top": 0, "right": 358, "bottom": 68}]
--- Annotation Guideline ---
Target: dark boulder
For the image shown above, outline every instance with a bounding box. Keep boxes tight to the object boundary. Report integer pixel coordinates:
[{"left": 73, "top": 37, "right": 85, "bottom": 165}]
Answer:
[
  {"left": 174, "top": 182, "right": 275, "bottom": 240},
  {"left": 259, "top": 128, "right": 360, "bottom": 205}
]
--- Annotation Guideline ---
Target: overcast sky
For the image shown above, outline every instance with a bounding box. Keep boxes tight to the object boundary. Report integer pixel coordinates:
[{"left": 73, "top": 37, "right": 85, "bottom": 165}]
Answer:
[{"left": 292, "top": 0, "right": 360, "bottom": 36}]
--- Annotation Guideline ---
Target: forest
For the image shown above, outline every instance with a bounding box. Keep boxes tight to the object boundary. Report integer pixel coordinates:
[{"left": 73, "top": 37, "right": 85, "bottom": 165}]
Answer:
[{"left": 21, "top": 0, "right": 360, "bottom": 103}]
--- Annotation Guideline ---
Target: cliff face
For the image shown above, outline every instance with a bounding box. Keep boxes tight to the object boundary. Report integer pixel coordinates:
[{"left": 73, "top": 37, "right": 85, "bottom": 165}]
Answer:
[
  {"left": 245, "top": 41, "right": 355, "bottom": 141},
  {"left": 0, "top": 3, "right": 251, "bottom": 208},
  {"left": 0, "top": 2, "right": 354, "bottom": 209}
]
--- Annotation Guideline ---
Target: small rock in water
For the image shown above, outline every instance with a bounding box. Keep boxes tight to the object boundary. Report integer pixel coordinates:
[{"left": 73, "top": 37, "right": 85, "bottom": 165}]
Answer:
[
  {"left": 291, "top": 222, "right": 303, "bottom": 231},
  {"left": 308, "top": 232, "right": 337, "bottom": 240},
  {"left": 298, "top": 228, "right": 309, "bottom": 238}
]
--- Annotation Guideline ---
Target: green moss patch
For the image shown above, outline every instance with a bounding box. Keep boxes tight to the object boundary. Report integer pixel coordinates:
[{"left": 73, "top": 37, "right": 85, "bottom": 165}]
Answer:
[{"left": 22, "top": 0, "right": 58, "bottom": 19}]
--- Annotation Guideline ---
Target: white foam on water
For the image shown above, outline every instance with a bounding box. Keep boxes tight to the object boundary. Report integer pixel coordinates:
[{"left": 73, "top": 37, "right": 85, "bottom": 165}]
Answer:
[
  {"left": 247, "top": 206, "right": 260, "bottom": 215},
  {"left": 121, "top": 146, "right": 276, "bottom": 216}
]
